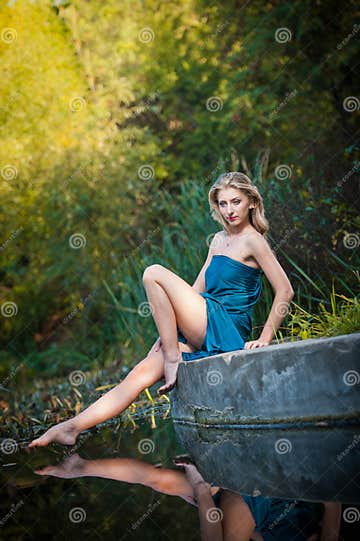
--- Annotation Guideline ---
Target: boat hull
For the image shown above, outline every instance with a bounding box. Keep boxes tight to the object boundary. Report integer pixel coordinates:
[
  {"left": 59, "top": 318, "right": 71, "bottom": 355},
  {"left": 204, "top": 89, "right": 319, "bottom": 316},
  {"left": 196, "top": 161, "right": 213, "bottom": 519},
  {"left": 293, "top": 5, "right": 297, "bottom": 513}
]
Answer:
[{"left": 170, "top": 333, "right": 360, "bottom": 502}]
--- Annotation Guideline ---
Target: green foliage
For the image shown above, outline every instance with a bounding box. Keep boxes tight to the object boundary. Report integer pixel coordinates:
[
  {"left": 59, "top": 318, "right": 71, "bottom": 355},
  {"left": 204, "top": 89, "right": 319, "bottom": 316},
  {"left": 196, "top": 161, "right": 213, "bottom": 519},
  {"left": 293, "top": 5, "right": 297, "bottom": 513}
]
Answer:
[
  {"left": 288, "top": 280, "right": 360, "bottom": 340},
  {"left": 0, "top": 0, "right": 359, "bottom": 380}
]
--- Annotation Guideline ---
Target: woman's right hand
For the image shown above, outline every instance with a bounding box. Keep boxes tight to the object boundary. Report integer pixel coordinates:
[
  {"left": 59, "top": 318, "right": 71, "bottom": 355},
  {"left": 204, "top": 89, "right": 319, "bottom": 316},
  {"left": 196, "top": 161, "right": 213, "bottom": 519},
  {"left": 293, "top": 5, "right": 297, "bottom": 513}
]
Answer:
[{"left": 148, "top": 336, "right": 162, "bottom": 357}]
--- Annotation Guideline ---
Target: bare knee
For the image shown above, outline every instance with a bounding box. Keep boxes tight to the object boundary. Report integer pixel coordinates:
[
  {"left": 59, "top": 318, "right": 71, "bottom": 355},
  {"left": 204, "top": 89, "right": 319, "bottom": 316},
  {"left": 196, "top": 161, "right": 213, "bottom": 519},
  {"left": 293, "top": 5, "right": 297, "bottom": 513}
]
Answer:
[{"left": 142, "top": 264, "right": 163, "bottom": 282}]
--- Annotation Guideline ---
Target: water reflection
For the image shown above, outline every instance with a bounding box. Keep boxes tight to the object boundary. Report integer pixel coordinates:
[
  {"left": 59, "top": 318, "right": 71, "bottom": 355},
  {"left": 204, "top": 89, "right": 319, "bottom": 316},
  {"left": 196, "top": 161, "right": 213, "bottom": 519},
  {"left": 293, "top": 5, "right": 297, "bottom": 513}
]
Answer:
[
  {"left": 32, "top": 451, "right": 341, "bottom": 540},
  {"left": 1, "top": 417, "right": 359, "bottom": 540},
  {"left": 171, "top": 422, "right": 360, "bottom": 503}
]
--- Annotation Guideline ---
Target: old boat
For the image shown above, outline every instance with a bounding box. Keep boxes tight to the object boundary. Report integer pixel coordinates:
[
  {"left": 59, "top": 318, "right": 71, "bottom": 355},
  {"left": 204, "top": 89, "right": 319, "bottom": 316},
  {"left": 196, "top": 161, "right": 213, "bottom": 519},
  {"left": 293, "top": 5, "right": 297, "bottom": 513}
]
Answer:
[{"left": 170, "top": 332, "right": 360, "bottom": 502}]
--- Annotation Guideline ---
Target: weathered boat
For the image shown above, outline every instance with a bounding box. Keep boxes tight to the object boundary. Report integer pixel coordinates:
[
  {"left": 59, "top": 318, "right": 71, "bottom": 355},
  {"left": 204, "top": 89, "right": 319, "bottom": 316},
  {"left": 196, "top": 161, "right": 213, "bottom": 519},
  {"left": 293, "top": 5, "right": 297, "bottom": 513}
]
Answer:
[{"left": 170, "top": 332, "right": 360, "bottom": 502}]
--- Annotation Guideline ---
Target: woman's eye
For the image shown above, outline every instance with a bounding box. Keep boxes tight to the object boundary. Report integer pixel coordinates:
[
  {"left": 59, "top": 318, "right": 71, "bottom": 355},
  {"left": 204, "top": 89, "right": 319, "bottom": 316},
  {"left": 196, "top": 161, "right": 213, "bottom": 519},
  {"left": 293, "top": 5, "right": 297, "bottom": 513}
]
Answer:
[{"left": 220, "top": 201, "right": 240, "bottom": 206}]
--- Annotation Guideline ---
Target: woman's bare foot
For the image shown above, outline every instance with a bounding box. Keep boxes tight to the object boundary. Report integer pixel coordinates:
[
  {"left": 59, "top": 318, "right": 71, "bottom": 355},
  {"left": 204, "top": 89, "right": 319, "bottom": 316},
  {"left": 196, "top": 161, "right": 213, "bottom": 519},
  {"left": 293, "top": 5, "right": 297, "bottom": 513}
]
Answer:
[
  {"left": 157, "top": 351, "right": 182, "bottom": 396},
  {"left": 28, "top": 419, "right": 80, "bottom": 448},
  {"left": 34, "top": 452, "right": 85, "bottom": 478}
]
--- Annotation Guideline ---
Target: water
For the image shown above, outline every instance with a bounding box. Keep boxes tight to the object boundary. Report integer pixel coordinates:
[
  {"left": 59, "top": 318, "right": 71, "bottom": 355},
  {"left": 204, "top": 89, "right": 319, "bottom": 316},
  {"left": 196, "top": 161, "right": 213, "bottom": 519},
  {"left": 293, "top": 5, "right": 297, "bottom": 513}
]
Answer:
[
  {"left": 1, "top": 414, "right": 359, "bottom": 539},
  {"left": 0, "top": 418, "right": 201, "bottom": 540}
]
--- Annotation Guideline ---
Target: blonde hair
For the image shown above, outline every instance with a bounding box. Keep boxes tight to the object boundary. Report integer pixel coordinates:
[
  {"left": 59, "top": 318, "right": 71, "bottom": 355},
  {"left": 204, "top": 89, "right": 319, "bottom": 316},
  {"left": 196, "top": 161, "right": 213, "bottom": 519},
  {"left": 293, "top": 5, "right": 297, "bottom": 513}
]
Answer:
[{"left": 208, "top": 171, "right": 269, "bottom": 235}]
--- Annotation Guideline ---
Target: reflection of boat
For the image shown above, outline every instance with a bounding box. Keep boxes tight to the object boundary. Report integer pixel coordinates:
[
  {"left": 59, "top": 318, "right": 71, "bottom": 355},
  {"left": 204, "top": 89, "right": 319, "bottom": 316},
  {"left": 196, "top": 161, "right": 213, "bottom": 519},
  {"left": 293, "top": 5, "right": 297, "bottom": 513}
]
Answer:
[{"left": 170, "top": 332, "right": 360, "bottom": 502}]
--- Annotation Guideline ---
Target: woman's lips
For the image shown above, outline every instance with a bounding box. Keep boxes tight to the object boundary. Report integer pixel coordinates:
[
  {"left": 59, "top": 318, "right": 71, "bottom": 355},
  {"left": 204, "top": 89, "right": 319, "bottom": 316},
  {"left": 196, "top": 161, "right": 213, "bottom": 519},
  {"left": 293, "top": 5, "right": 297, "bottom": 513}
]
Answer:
[{"left": 228, "top": 216, "right": 238, "bottom": 221}]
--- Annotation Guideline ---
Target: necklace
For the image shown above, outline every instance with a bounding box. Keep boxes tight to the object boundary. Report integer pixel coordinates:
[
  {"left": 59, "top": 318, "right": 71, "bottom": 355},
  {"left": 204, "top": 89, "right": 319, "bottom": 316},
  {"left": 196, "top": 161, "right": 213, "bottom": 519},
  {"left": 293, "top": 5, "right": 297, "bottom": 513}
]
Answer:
[{"left": 225, "top": 234, "right": 233, "bottom": 247}]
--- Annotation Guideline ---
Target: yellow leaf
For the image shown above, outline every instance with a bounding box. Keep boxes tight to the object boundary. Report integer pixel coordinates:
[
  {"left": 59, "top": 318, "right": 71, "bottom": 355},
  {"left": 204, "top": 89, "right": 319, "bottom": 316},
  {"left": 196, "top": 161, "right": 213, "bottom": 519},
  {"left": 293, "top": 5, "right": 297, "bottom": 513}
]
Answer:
[{"left": 75, "top": 401, "right": 82, "bottom": 415}]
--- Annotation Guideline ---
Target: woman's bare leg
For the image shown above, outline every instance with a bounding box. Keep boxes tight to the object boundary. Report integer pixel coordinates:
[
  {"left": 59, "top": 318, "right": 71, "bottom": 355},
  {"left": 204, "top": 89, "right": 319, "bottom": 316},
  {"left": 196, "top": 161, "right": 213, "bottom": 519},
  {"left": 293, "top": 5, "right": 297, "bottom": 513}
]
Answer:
[
  {"left": 28, "top": 340, "right": 196, "bottom": 448},
  {"left": 35, "top": 453, "right": 197, "bottom": 503},
  {"left": 142, "top": 264, "right": 207, "bottom": 395},
  {"left": 28, "top": 261, "right": 207, "bottom": 449},
  {"left": 221, "top": 491, "right": 256, "bottom": 541}
]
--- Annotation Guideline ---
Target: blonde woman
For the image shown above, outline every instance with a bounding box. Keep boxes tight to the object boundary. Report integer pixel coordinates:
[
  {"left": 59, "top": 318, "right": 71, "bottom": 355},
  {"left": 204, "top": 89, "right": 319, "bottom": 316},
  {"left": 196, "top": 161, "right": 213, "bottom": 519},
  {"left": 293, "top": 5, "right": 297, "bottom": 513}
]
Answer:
[{"left": 29, "top": 172, "right": 294, "bottom": 448}]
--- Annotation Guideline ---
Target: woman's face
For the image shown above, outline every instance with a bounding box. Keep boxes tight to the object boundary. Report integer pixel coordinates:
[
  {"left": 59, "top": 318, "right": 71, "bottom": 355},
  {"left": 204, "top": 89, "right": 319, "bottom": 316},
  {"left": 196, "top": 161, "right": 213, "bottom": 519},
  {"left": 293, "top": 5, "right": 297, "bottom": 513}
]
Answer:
[{"left": 217, "top": 187, "right": 252, "bottom": 226}]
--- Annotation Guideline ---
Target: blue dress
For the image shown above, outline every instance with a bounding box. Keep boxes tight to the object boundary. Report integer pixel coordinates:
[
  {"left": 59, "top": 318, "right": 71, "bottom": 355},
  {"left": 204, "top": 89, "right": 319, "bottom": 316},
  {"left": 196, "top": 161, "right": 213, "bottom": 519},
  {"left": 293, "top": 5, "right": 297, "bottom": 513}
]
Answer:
[
  {"left": 210, "top": 490, "right": 321, "bottom": 540},
  {"left": 177, "top": 254, "right": 263, "bottom": 361}
]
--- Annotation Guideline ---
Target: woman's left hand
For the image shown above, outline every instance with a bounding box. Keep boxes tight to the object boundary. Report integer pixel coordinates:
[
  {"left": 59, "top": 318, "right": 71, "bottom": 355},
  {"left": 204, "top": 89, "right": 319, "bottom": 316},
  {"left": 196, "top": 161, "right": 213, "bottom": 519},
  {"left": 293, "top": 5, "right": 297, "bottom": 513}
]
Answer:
[{"left": 244, "top": 339, "right": 271, "bottom": 349}]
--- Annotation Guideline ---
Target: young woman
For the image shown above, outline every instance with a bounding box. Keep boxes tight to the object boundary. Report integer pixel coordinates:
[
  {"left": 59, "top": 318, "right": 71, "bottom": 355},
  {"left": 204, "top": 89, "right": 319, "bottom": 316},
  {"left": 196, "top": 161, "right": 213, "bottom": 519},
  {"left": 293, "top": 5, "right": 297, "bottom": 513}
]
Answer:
[{"left": 28, "top": 171, "right": 294, "bottom": 448}]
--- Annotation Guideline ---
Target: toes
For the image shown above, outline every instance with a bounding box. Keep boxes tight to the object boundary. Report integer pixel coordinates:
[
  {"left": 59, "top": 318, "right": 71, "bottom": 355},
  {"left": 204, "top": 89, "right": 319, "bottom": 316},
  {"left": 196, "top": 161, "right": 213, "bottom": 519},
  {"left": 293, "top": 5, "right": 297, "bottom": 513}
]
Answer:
[
  {"left": 174, "top": 459, "right": 192, "bottom": 467},
  {"left": 173, "top": 456, "right": 191, "bottom": 465},
  {"left": 31, "top": 438, "right": 45, "bottom": 447},
  {"left": 28, "top": 435, "right": 49, "bottom": 448},
  {"left": 34, "top": 468, "right": 49, "bottom": 475},
  {"left": 158, "top": 385, "right": 167, "bottom": 395},
  {"left": 28, "top": 440, "right": 39, "bottom": 448},
  {"left": 157, "top": 382, "right": 175, "bottom": 396}
]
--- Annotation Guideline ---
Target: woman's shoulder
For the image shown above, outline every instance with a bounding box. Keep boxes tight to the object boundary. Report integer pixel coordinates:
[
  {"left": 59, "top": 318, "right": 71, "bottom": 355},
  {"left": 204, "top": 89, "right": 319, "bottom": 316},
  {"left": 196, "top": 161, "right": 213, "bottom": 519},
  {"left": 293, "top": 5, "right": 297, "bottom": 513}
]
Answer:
[
  {"left": 244, "top": 229, "right": 269, "bottom": 246},
  {"left": 210, "top": 231, "right": 226, "bottom": 250},
  {"left": 242, "top": 230, "right": 273, "bottom": 263}
]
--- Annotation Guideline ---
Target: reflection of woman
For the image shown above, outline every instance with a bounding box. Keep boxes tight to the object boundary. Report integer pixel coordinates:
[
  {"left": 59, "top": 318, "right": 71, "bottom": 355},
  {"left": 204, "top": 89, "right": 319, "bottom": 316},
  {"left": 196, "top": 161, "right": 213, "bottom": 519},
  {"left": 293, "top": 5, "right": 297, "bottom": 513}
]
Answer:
[
  {"left": 29, "top": 172, "right": 294, "bottom": 448},
  {"left": 173, "top": 457, "right": 332, "bottom": 541},
  {"left": 35, "top": 453, "right": 341, "bottom": 541}
]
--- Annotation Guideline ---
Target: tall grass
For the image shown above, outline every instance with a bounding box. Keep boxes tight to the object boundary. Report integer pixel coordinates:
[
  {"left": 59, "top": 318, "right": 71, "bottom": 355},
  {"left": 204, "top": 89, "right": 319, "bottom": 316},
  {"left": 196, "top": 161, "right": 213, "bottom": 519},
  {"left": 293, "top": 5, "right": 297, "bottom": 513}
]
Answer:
[
  {"left": 3, "top": 176, "right": 359, "bottom": 384},
  {"left": 105, "top": 177, "right": 359, "bottom": 367},
  {"left": 288, "top": 281, "right": 360, "bottom": 340}
]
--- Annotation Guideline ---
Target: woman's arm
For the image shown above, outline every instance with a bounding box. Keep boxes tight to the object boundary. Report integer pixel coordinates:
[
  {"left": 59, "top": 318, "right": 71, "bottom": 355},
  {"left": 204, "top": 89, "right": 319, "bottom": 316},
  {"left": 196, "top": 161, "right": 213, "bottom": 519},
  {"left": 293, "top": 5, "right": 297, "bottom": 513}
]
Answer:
[
  {"left": 173, "top": 458, "right": 223, "bottom": 540},
  {"left": 194, "top": 481, "right": 224, "bottom": 541},
  {"left": 246, "top": 234, "right": 294, "bottom": 345},
  {"left": 320, "top": 502, "right": 342, "bottom": 541}
]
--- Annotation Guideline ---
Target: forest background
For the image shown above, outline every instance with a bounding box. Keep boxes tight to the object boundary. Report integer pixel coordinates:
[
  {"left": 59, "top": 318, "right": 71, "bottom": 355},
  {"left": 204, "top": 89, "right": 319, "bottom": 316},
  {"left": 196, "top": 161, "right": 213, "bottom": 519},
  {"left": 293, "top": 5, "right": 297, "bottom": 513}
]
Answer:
[{"left": 1, "top": 0, "right": 359, "bottom": 386}]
